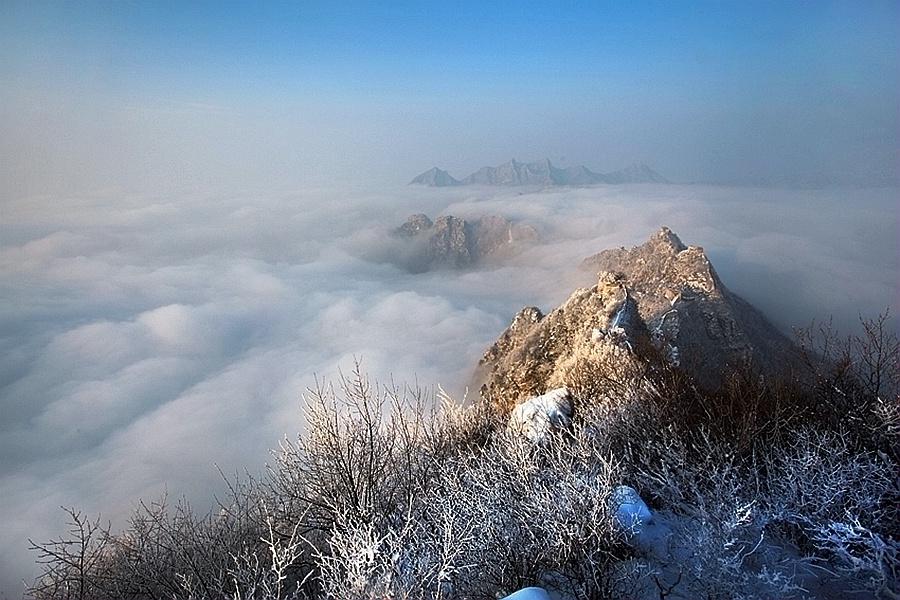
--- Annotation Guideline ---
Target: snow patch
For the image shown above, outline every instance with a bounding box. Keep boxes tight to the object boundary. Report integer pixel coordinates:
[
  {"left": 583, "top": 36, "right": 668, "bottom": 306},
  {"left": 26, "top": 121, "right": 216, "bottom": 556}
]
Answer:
[
  {"left": 508, "top": 387, "right": 573, "bottom": 442},
  {"left": 611, "top": 485, "right": 652, "bottom": 531},
  {"left": 500, "top": 587, "right": 551, "bottom": 600},
  {"left": 610, "top": 485, "right": 669, "bottom": 557}
]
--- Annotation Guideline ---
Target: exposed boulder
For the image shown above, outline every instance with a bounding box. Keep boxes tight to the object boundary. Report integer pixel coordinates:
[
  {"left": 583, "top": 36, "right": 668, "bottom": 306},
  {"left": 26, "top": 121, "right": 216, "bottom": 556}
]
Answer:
[
  {"left": 508, "top": 386, "right": 573, "bottom": 442},
  {"left": 610, "top": 485, "right": 653, "bottom": 533},
  {"left": 610, "top": 485, "right": 668, "bottom": 557}
]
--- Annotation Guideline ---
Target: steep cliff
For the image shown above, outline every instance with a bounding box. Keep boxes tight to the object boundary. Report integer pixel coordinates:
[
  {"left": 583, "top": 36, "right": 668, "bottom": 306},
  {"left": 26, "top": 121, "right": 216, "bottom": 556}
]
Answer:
[{"left": 475, "top": 227, "right": 798, "bottom": 409}]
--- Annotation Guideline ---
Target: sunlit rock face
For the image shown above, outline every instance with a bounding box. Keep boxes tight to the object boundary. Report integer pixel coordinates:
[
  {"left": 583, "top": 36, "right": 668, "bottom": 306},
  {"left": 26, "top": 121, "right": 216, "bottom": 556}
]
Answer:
[
  {"left": 582, "top": 227, "right": 798, "bottom": 385},
  {"left": 475, "top": 227, "right": 799, "bottom": 408}
]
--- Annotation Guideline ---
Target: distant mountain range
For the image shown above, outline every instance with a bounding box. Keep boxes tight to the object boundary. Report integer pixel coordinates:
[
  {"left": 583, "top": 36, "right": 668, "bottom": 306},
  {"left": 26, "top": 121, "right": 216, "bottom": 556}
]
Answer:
[{"left": 410, "top": 159, "right": 669, "bottom": 187}]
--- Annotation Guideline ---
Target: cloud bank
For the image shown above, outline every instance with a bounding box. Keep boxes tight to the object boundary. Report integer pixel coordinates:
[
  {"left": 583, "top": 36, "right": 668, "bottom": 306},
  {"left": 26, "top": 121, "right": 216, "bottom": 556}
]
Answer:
[{"left": 1, "top": 183, "right": 897, "bottom": 594}]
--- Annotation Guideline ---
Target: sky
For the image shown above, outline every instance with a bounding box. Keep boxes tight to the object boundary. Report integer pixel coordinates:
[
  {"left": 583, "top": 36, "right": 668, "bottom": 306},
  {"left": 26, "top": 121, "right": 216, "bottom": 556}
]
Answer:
[
  {"left": 2, "top": 0, "right": 898, "bottom": 195},
  {"left": 0, "top": 1, "right": 899, "bottom": 596}
]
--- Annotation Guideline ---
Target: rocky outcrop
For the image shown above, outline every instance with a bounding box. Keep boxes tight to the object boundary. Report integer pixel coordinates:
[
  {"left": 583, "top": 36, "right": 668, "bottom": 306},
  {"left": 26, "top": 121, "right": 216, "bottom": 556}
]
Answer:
[
  {"left": 581, "top": 227, "right": 797, "bottom": 384},
  {"left": 474, "top": 227, "right": 798, "bottom": 408},
  {"left": 460, "top": 159, "right": 568, "bottom": 186},
  {"left": 410, "top": 159, "right": 669, "bottom": 187},
  {"left": 389, "top": 213, "right": 539, "bottom": 273}
]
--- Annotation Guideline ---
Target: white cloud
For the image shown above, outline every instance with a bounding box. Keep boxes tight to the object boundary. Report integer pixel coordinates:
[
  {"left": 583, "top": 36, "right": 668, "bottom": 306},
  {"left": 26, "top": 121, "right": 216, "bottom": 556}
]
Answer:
[{"left": 0, "top": 182, "right": 897, "bottom": 594}]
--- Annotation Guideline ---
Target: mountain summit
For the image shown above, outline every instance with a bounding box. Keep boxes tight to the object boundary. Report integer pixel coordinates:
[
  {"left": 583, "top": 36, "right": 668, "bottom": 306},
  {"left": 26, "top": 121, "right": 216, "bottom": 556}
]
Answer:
[
  {"left": 408, "top": 167, "right": 461, "bottom": 187},
  {"left": 475, "top": 227, "right": 798, "bottom": 408},
  {"left": 410, "top": 159, "right": 668, "bottom": 187},
  {"left": 384, "top": 213, "right": 539, "bottom": 273}
]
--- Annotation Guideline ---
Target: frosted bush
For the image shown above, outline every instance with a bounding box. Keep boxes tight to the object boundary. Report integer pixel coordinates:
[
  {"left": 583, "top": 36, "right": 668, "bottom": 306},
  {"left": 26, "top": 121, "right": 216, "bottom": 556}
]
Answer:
[
  {"left": 811, "top": 516, "right": 899, "bottom": 598},
  {"left": 28, "top": 315, "right": 899, "bottom": 600}
]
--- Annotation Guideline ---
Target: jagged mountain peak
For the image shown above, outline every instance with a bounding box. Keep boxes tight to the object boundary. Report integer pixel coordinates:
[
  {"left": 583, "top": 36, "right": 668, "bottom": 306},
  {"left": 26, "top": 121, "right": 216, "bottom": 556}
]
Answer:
[
  {"left": 384, "top": 212, "right": 539, "bottom": 273},
  {"left": 616, "top": 162, "right": 670, "bottom": 184},
  {"left": 395, "top": 213, "right": 434, "bottom": 236},
  {"left": 475, "top": 227, "right": 797, "bottom": 407},
  {"left": 408, "top": 167, "right": 460, "bottom": 187},
  {"left": 410, "top": 159, "right": 668, "bottom": 187},
  {"left": 650, "top": 226, "right": 687, "bottom": 252},
  {"left": 585, "top": 227, "right": 721, "bottom": 301}
]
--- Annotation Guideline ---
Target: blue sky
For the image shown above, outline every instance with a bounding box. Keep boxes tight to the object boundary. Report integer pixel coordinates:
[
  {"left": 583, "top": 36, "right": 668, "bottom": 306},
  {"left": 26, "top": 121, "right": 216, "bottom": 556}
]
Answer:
[
  {"left": 1, "top": 0, "right": 898, "bottom": 193},
  {"left": 1, "top": 4, "right": 899, "bottom": 594}
]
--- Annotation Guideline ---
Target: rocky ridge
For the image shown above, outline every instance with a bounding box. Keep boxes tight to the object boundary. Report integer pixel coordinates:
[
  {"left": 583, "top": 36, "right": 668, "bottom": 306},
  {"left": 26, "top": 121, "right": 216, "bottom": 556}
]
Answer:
[
  {"left": 389, "top": 213, "right": 538, "bottom": 273},
  {"left": 410, "top": 159, "right": 668, "bottom": 187},
  {"left": 409, "top": 167, "right": 460, "bottom": 187},
  {"left": 475, "top": 227, "right": 798, "bottom": 409}
]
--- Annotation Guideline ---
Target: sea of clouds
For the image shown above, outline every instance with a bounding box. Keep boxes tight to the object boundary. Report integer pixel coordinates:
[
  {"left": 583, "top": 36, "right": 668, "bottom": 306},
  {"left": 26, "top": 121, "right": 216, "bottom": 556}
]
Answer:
[{"left": 1, "top": 183, "right": 897, "bottom": 594}]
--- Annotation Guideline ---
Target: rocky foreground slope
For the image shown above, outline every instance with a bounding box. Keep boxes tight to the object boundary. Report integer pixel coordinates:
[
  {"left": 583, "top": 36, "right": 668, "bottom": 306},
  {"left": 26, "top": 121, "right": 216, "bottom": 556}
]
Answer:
[{"left": 475, "top": 227, "right": 799, "bottom": 408}]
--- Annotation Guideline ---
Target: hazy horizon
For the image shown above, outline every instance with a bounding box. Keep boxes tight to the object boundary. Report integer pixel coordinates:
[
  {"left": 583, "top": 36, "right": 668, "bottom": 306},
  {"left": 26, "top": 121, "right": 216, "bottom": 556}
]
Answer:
[
  {"left": 1, "top": 1, "right": 898, "bottom": 595},
  {"left": 2, "top": 181, "right": 898, "bottom": 594},
  {"left": 2, "top": 1, "right": 899, "bottom": 198}
]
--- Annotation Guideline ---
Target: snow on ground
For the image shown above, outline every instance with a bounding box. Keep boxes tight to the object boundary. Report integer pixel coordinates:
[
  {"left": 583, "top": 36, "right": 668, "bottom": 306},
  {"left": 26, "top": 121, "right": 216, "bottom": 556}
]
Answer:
[{"left": 501, "top": 587, "right": 551, "bottom": 600}]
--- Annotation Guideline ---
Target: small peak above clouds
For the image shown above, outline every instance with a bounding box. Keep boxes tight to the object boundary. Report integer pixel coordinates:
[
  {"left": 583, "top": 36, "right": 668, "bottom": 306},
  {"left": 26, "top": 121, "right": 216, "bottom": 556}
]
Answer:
[
  {"left": 410, "top": 159, "right": 669, "bottom": 187},
  {"left": 382, "top": 213, "right": 539, "bottom": 273},
  {"left": 604, "top": 162, "right": 670, "bottom": 184}
]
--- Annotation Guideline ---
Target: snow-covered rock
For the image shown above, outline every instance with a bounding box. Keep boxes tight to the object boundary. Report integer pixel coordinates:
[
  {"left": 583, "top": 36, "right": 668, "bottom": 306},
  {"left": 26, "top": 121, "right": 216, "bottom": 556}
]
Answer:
[
  {"left": 508, "top": 387, "right": 573, "bottom": 442},
  {"left": 611, "top": 485, "right": 653, "bottom": 531},
  {"left": 610, "top": 485, "right": 669, "bottom": 557},
  {"left": 500, "top": 586, "right": 551, "bottom": 600}
]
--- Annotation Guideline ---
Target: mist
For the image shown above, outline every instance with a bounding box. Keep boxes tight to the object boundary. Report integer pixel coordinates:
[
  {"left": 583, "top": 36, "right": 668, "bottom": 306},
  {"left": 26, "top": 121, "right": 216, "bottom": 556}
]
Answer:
[
  {"left": 2, "top": 0, "right": 899, "bottom": 594},
  {"left": 1, "top": 181, "right": 897, "bottom": 593},
  {"left": 3, "top": 1, "right": 899, "bottom": 198}
]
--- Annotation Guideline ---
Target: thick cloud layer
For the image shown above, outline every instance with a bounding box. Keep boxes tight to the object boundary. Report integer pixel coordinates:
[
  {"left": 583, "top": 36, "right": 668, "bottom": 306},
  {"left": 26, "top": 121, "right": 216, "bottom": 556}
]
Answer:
[{"left": 1, "top": 183, "right": 897, "bottom": 594}]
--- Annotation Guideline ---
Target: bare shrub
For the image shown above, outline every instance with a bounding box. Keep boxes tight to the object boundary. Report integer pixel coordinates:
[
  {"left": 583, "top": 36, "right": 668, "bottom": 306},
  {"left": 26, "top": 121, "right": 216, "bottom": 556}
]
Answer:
[
  {"left": 28, "top": 484, "right": 280, "bottom": 600},
  {"left": 572, "top": 334, "right": 898, "bottom": 599},
  {"left": 314, "top": 499, "right": 477, "bottom": 599},
  {"left": 28, "top": 508, "right": 116, "bottom": 600},
  {"left": 795, "top": 312, "right": 900, "bottom": 453},
  {"left": 810, "top": 515, "right": 899, "bottom": 599},
  {"left": 268, "top": 367, "right": 431, "bottom": 529},
  {"left": 306, "top": 399, "right": 631, "bottom": 599},
  {"left": 766, "top": 430, "right": 894, "bottom": 526},
  {"left": 555, "top": 339, "right": 649, "bottom": 409},
  {"left": 228, "top": 499, "right": 311, "bottom": 600},
  {"left": 437, "top": 428, "right": 630, "bottom": 599},
  {"left": 28, "top": 313, "right": 899, "bottom": 599}
]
